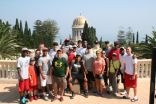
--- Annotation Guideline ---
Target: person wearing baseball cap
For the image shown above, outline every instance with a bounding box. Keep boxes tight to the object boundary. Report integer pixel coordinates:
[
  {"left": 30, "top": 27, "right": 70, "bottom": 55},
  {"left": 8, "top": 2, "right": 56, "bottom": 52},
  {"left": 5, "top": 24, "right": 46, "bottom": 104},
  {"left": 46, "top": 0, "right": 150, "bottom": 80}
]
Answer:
[
  {"left": 93, "top": 41, "right": 102, "bottom": 55},
  {"left": 38, "top": 47, "right": 51, "bottom": 101},
  {"left": 17, "top": 48, "right": 30, "bottom": 103},
  {"left": 109, "top": 52, "right": 121, "bottom": 96},
  {"left": 119, "top": 47, "right": 127, "bottom": 95},
  {"left": 103, "top": 41, "right": 112, "bottom": 58},
  {"left": 22, "top": 47, "right": 29, "bottom": 51},
  {"left": 51, "top": 48, "right": 69, "bottom": 102},
  {"left": 76, "top": 40, "right": 86, "bottom": 56},
  {"left": 72, "top": 45, "right": 77, "bottom": 56},
  {"left": 108, "top": 41, "right": 120, "bottom": 60},
  {"left": 49, "top": 42, "right": 59, "bottom": 61}
]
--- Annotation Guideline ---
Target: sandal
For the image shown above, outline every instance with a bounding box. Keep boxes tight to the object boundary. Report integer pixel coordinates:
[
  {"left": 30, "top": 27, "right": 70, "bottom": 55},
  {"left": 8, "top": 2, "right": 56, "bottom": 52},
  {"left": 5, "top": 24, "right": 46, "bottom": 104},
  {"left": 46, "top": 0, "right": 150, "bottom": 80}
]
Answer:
[
  {"left": 51, "top": 96, "right": 57, "bottom": 102},
  {"left": 131, "top": 97, "right": 138, "bottom": 102},
  {"left": 59, "top": 97, "right": 64, "bottom": 102}
]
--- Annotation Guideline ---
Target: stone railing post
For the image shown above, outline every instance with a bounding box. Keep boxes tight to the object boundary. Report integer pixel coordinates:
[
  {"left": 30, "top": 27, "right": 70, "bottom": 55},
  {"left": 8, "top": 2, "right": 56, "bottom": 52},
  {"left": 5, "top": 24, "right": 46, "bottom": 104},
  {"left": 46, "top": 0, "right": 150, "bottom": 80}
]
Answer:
[
  {"left": 0, "top": 60, "right": 17, "bottom": 79},
  {"left": 137, "top": 59, "right": 151, "bottom": 78}
]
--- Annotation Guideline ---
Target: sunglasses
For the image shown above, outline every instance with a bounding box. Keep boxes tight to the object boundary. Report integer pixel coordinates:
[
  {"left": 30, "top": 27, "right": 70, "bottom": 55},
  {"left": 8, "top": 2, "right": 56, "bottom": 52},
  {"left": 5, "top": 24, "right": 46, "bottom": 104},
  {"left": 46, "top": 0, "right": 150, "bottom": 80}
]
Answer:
[{"left": 96, "top": 52, "right": 100, "bottom": 54}]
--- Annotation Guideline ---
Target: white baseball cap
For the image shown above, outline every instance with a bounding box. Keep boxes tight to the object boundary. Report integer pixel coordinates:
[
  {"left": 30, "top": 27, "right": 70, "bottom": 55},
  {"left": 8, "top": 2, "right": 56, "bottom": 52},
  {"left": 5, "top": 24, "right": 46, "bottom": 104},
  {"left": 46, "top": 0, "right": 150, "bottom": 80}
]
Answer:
[{"left": 22, "top": 47, "right": 28, "bottom": 51}]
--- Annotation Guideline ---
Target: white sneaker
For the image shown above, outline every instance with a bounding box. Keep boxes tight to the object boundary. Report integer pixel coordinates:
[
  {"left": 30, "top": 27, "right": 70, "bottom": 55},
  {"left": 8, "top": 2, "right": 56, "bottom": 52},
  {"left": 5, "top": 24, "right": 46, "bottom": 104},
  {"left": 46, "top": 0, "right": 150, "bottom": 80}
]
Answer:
[
  {"left": 131, "top": 96, "right": 138, "bottom": 102},
  {"left": 44, "top": 96, "right": 49, "bottom": 101},
  {"left": 114, "top": 93, "right": 118, "bottom": 96},
  {"left": 121, "top": 90, "right": 127, "bottom": 95}
]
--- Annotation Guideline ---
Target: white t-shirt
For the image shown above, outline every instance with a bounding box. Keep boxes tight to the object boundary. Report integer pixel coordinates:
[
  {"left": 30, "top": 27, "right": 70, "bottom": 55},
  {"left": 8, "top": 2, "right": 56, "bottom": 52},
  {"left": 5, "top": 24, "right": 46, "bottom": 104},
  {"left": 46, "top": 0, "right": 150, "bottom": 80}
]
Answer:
[
  {"left": 76, "top": 47, "right": 86, "bottom": 56},
  {"left": 38, "top": 55, "right": 51, "bottom": 75},
  {"left": 49, "top": 49, "right": 57, "bottom": 61},
  {"left": 17, "top": 56, "right": 30, "bottom": 79},
  {"left": 119, "top": 53, "right": 127, "bottom": 73},
  {"left": 124, "top": 54, "right": 137, "bottom": 75}
]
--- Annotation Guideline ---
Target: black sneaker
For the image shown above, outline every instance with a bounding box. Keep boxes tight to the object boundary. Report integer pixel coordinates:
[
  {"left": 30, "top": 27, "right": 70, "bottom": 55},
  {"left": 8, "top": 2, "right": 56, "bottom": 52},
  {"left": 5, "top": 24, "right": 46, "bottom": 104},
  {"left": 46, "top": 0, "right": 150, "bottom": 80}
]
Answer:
[
  {"left": 70, "top": 92, "right": 75, "bottom": 99},
  {"left": 84, "top": 92, "right": 88, "bottom": 98},
  {"left": 123, "top": 95, "right": 130, "bottom": 99}
]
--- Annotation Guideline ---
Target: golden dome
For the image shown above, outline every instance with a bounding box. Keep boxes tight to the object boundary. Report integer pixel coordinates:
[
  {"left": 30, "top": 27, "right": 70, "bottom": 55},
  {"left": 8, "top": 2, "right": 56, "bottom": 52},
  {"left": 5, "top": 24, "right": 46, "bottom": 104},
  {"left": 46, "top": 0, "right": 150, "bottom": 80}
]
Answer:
[{"left": 72, "top": 16, "right": 87, "bottom": 28}]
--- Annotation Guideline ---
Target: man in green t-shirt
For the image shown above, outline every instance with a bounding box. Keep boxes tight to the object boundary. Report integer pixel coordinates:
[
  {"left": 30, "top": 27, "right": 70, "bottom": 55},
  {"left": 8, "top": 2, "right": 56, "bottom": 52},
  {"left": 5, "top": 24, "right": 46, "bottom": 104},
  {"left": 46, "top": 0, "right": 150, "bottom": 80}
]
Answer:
[{"left": 51, "top": 49, "right": 69, "bottom": 102}]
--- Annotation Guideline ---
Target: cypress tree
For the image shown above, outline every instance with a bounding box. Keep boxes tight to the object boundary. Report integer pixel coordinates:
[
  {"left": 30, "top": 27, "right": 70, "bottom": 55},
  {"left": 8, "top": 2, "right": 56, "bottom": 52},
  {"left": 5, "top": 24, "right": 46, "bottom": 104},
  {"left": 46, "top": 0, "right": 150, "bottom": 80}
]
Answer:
[
  {"left": 99, "top": 36, "right": 103, "bottom": 47},
  {"left": 145, "top": 34, "right": 148, "bottom": 44},
  {"left": 132, "top": 33, "right": 135, "bottom": 44},
  {"left": 24, "top": 21, "right": 29, "bottom": 35},
  {"left": 28, "top": 28, "right": 31, "bottom": 36},
  {"left": 82, "top": 21, "right": 89, "bottom": 41},
  {"left": 0, "top": 19, "right": 2, "bottom": 24},
  {"left": 23, "top": 21, "right": 30, "bottom": 47},
  {"left": 136, "top": 31, "right": 139, "bottom": 44},
  {"left": 14, "top": 18, "right": 19, "bottom": 30},
  {"left": 82, "top": 22, "right": 97, "bottom": 47},
  {"left": 19, "top": 20, "right": 23, "bottom": 35},
  {"left": 6, "top": 21, "right": 10, "bottom": 27}
]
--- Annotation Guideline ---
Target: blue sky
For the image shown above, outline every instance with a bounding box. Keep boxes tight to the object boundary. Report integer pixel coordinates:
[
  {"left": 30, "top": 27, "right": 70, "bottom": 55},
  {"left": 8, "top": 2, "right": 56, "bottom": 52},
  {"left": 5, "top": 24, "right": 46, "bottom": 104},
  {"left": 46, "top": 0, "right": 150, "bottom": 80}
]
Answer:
[{"left": 0, "top": 0, "right": 156, "bottom": 43}]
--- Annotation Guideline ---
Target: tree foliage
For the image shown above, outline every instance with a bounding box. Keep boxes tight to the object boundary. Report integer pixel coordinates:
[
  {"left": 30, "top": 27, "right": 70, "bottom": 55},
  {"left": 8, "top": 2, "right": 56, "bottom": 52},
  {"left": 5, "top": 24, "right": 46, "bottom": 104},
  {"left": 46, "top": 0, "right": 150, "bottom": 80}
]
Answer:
[
  {"left": 117, "top": 27, "right": 134, "bottom": 46},
  {"left": 0, "top": 18, "right": 59, "bottom": 59},
  {"left": 133, "top": 31, "right": 156, "bottom": 58},
  {"left": 126, "top": 27, "right": 133, "bottom": 45},
  {"left": 0, "top": 20, "right": 21, "bottom": 59},
  {"left": 82, "top": 21, "right": 97, "bottom": 47},
  {"left": 136, "top": 31, "right": 139, "bottom": 44},
  {"left": 33, "top": 19, "right": 59, "bottom": 48},
  {"left": 117, "top": 27, "right": 126, "bottom": 46}
]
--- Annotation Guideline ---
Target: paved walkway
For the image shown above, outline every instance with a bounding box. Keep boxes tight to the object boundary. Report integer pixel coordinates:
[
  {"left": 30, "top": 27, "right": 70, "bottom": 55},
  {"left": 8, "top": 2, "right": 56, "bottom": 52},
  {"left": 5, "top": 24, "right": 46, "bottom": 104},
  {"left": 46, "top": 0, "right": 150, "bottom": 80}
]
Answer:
[{"left": 0, "top": 78, "right": 154, "bottom": 104}]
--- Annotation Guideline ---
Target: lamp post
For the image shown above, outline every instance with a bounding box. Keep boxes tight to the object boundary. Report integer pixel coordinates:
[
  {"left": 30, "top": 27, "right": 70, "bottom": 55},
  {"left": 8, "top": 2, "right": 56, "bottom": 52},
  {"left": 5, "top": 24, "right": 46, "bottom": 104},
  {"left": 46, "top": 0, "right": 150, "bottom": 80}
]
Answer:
[{"left": 149, "top": 47, "right": 156, "bottom": 104}]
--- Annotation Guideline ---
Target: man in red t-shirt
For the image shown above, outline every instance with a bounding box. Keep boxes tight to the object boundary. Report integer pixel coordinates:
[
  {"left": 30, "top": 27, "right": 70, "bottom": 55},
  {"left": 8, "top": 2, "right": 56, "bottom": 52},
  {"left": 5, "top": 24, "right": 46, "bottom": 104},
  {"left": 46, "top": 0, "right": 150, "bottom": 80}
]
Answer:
[
  {"left": 108, "top": 41, "right": 120, "bottom": 60},
  {"left": 68, "top": 47, "right": 75, "bottom": 65}
]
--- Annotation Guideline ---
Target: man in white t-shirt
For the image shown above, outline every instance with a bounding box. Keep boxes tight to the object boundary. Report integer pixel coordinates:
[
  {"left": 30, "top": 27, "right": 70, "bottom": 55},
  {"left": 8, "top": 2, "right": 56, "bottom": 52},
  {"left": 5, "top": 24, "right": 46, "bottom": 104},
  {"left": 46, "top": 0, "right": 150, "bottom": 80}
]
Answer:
[
  {"left": 49, "top": 42, "right": 59, "bottom": 61},
  {"left": 38, "top": 47, "right": 51, "bottom": 101},
  {"left": 123, "top": 47, "right": 138, "bottom": 102},
  {"left": 76, "top": 40, "right": 86, "bottom": 57},
  {"left": 119, "top": 47, "right": 127, "bottom": 94},
  {"left": 17, "top": 47, "right": 30, "bottom": 102}
]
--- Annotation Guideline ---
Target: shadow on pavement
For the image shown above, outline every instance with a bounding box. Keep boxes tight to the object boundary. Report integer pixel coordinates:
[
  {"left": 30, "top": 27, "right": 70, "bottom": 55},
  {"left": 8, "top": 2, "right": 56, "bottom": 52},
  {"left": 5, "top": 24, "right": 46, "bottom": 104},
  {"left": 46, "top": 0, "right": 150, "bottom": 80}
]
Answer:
[{"left": 0, "top": 86, "right": 19, "bottom": 103}]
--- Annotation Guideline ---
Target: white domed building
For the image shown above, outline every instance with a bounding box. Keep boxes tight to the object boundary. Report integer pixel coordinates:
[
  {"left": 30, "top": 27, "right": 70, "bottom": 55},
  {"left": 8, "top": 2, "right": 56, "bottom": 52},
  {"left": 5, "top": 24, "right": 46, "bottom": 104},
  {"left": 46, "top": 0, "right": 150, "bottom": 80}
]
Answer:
[{"left": 72, "top": 16, "right": 88, "bottom": 42}]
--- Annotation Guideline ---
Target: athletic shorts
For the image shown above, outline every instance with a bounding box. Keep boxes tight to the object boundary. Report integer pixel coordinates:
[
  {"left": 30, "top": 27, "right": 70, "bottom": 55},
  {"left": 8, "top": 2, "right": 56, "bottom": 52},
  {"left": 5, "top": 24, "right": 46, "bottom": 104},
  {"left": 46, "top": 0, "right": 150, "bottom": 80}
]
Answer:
[
  {"left": 18, "top": 79, "right": 30, "bottom": 92},
  {"left": 124, "top": 73, "right": 137, "bottom": 88},
  {"left": 70, "top": 74, "right": 84, "bottom": 84},
  {"left": 40, "top": 74, "right": 52, "bottom": 87},
  {"left": 87, "top": 71, "right": 95, "bottom": 81},
  {"left": 46, "top": 75, "right": 52, "bottom": 84},
  {"left": 29, "top": 85, "right": 38, "bottom": 91}
]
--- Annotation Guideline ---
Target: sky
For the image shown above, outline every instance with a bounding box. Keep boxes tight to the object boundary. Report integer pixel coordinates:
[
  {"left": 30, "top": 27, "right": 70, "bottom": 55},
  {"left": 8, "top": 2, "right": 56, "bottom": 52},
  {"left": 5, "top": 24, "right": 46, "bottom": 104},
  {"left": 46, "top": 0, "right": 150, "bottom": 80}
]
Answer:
[{"left": 0, "top": 0, "right": 156, "bottom": 43}]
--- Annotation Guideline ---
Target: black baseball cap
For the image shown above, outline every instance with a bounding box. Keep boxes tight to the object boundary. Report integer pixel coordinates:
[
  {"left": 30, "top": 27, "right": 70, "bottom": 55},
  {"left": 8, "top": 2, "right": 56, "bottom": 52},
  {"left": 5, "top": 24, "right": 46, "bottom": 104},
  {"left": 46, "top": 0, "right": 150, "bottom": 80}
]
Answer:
[
  {"left": 105, "top": 41, "right": 109, "bottom": 44},
  {"left": 87, "top": 45, "right": 92, "bottom": 49},
  {"left": 114, "top": 41, "right": 119, "bottom": 46}
]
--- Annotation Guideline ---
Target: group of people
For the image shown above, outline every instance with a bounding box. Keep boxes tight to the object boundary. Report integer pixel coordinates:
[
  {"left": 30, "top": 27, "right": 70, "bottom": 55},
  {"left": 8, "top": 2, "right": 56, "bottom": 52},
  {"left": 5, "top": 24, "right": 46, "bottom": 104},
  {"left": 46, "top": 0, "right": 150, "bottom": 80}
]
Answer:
[{"left": 17, "top": 40, "right": 138, "bottom": 103}]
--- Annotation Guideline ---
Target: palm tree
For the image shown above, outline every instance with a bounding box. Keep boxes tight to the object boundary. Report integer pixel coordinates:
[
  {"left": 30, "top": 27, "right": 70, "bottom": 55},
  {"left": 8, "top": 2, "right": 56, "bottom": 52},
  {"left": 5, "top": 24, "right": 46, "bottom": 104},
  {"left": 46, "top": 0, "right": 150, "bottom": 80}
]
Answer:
[{"left": 0, "top": 21, "right": 21, "bottom": 59}]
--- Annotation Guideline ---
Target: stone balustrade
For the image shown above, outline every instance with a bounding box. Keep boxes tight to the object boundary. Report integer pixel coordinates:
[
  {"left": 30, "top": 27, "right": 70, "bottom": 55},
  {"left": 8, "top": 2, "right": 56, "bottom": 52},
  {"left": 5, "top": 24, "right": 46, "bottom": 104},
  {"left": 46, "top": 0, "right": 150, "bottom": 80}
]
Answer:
[
  {"left": 0, "top": 60, "right": 17, "bottom": 79},
  {"left": 137, "top": 59, "right": 151, "bottom": 78},
  {"left": 0, "top": 59, "right": 152, "bottom": 79}
]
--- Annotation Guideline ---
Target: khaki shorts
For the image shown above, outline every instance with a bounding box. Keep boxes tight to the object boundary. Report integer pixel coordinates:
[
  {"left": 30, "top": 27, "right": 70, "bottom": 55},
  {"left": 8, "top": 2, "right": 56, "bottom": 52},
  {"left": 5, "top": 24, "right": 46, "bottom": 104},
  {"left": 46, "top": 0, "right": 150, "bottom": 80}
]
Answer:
[{"left": 53, "top": 76, "right": 67, "bottom": 89}]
